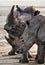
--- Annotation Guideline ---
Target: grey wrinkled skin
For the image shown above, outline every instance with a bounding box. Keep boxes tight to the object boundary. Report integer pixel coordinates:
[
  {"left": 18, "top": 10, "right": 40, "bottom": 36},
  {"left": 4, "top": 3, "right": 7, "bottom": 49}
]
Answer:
[
  {"left": 4, "top": 5, "right": 40, "bottom": 63},
  {"left": 16, "top": 15, "right": 45, "bottom": 64}
]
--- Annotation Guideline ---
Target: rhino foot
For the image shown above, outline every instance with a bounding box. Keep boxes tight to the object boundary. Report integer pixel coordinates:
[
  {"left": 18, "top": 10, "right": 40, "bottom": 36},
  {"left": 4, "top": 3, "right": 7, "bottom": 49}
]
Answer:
[
  {"left": 19, "top": 53, "right": 29, "bottom": 63},
  {"left": 19, "top": 57, "right": 29, "bottom": 63},
  {"left": 36, "top": 59, "right": 44, "bottom": 64}
]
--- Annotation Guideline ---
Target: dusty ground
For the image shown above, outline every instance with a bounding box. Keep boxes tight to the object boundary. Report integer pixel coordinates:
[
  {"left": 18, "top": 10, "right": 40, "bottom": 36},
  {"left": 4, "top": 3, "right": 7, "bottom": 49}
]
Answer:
[
  {"left": 0, "top": 41, "right": 45, "bottom": 65},
  {"left": 0, "top": 55, "right": 44, "bottom": 65}
]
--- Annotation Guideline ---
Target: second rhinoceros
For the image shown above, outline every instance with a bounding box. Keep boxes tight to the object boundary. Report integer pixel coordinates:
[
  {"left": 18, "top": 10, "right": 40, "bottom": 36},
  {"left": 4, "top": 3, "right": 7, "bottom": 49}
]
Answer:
[{"left": 16, "top": 15, "right": 45, "bottom": 64}]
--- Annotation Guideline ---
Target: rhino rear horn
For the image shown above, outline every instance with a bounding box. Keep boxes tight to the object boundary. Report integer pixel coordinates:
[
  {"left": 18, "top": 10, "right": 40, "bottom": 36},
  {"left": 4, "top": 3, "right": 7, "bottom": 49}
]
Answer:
[{"left": 10, "top": 5, "right": 15, "bottom": 15}]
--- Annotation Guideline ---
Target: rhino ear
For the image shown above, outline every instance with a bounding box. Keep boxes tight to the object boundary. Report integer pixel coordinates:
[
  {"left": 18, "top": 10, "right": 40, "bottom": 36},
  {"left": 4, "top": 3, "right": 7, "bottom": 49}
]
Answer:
[
  {"left": 10, "top": 5, "right": 15, "bottom": 15},
  {"left": 26, "top": 20, "right": 30, "bottom": 26},
  {"left": 34, "top": 10, "right": 40, "bottom": 16}
]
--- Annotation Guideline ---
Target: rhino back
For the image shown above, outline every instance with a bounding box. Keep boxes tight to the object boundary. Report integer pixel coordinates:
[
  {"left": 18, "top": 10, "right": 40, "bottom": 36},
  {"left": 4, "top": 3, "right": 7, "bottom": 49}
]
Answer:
[
  {"left": 29, "top": 15, "right": 45, "bottom": 35},
  {"left": 27, "top": 15, "right": 45, "bottom": 44}
]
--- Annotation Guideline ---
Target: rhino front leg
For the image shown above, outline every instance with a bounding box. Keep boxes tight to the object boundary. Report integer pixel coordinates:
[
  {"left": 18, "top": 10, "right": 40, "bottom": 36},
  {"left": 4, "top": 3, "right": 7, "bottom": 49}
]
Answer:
[
  {"left": 19, "top": 52, "right": 32, "bottom": 63},
  {"left": 36, "top": 44, "right": 44, "bottom": 64},
  {"left": 19, "top": 52, "right": 29, "bottom": 63}
]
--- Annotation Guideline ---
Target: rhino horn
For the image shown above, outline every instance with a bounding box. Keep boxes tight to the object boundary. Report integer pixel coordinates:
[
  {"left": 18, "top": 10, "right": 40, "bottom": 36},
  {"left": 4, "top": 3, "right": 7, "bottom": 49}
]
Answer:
[{"left": 10, "top": 5, "right": 15, "bottom": 15}]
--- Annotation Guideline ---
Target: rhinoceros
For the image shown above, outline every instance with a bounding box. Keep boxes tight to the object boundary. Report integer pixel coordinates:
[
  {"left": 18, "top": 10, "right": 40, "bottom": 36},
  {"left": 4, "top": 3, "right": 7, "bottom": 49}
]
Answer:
[
  {"left": 4, "top": 5, "right": 32, "bottom": 56},
  {"left": 16, "top": 14, "right": 45, "bottom": 64},
  {"left": 4, "top": 5, "right": 40, "bottom": 63}
]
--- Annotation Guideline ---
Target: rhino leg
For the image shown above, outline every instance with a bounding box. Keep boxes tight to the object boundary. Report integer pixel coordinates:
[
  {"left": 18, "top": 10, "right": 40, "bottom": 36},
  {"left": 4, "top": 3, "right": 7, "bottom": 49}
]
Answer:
[
  {"left": 35, "top": 54, "right": 38, "bottom": 60},
  {"left": 36, "top": 44, "right": 44, "bottom": 64},
  {"left": 19, "top": 52, "right": 32, "bottom": 63},
  {"left": 28, "top": 52, "right": 32, "bottom": 58},
  {"left": 19, "top": 52, "right": 29, "bottom": 63}
]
